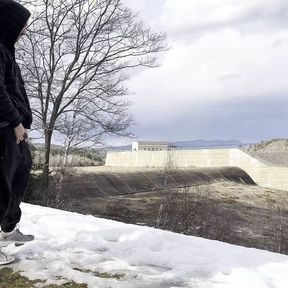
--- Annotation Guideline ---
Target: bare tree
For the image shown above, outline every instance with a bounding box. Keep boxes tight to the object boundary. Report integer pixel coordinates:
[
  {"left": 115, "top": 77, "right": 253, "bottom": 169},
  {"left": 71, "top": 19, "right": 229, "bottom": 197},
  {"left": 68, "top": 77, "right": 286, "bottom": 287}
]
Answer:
[
  {"left": 156, "top": 150, "right": 178, "bottom": 228},
  {"left": 17, "top": 0, "right": 166, "bottom": 197},
  {"left": 56, "top": 102, "right": 105, "bottom": 170},
  {"left": 274, "top": 205, "right": 288, "bottom": 254}
]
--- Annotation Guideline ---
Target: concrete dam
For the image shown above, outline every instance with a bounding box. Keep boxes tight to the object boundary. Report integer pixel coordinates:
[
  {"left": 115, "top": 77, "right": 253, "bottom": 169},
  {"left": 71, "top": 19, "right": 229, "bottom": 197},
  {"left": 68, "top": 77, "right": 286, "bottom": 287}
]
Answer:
[{"left": 105, "top": 148, "right": 288, "bottom": 191}]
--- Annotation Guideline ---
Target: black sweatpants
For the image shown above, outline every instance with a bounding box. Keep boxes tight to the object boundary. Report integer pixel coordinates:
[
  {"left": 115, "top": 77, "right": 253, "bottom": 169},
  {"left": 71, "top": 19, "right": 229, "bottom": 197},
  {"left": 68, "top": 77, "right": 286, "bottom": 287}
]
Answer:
[{"left": 0, "top": 126, "right": 32, "bottom": 233}]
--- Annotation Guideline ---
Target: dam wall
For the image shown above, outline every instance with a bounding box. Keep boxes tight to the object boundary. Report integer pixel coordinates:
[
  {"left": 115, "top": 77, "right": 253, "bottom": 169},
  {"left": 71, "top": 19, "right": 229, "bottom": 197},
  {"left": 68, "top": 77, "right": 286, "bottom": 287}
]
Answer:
[{"left": 105, "top": 148, "right": 288, "bottom": 191}]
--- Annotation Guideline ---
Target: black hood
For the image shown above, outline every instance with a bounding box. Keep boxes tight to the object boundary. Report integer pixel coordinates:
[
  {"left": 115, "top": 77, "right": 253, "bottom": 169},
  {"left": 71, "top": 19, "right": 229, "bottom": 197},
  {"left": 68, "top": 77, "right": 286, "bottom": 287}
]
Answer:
[{"left": 0, "top": 0, "right": 30, "bottom": 48}]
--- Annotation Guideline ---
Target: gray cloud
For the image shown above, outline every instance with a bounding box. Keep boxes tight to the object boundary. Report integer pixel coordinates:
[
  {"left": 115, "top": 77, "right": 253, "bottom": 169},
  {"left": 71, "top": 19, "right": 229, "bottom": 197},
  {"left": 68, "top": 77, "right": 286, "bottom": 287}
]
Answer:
[
  {"left": 164, "top": 2, "right": 288, "bottom": 41},
  {"left": 131, "top": 93, "right": 288, "bottom": 143},
  {"left": 109, "top": 1, "right": 288, "bottom": 146},
  {"left": 217, "top": 72, "right": 241, "bottom": 82}
]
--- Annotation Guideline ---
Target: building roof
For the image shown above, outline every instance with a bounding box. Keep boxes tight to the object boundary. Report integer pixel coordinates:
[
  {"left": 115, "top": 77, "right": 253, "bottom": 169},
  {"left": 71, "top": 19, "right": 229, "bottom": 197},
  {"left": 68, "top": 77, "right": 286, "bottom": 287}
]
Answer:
[{"left": 134, "top": 141, "right": 168, "bottom": 146}]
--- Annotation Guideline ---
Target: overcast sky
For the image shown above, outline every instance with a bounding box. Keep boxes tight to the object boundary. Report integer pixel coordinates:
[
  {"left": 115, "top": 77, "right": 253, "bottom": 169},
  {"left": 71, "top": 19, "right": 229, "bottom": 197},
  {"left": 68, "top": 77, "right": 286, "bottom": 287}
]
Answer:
[{"left": 112, "top": 0, "right": 288, "bottom": 145}]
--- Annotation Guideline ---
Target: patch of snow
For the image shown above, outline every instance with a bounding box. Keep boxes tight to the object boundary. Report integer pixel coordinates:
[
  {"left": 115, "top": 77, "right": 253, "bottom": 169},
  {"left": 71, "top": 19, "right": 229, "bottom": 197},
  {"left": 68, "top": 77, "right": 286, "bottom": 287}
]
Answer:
[{"left": 2, "top": 203, "right": 288, "bottom": 288}]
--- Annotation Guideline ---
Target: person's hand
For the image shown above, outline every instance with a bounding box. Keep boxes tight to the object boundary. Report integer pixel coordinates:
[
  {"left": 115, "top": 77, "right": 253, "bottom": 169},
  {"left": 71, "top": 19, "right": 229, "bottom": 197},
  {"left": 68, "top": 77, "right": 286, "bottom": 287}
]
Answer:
[
  {"left": 24, "top": 129, "right": 28, "bottom": 139},
  {"left": 14, "top": 123, "right": 26, "bottom": 144}
]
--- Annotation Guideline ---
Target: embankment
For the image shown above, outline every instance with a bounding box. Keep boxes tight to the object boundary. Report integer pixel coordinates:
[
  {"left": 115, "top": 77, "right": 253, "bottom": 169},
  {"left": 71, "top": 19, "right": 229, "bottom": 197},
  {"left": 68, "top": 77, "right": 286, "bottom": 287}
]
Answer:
[{"left": 61, "top": 166, "right": 255, "bottom": 198}]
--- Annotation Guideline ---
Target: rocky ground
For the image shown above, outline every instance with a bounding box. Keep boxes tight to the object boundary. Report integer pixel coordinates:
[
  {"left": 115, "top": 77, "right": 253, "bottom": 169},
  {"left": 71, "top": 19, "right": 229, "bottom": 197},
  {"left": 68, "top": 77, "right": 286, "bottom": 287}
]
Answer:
[
  {"left": 246, "top": 151, "right": 288, "bottom": 166},
  {"left": 243, "top": 139, "right": 288, "bottom": 166}
]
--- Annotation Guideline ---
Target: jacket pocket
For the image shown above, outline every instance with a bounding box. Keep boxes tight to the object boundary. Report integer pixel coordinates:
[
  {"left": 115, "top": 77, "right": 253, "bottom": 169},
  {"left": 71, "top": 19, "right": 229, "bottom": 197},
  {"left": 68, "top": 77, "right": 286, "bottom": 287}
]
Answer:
[{"left": 0, "top": 132, "right": 6, "bottom": 160}]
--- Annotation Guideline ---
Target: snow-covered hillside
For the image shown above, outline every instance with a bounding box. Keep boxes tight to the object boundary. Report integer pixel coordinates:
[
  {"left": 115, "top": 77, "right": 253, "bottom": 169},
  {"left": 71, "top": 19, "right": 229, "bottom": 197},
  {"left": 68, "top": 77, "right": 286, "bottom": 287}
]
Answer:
[{"left": 3, "top": 203, "right": 288, "bottom": 288}]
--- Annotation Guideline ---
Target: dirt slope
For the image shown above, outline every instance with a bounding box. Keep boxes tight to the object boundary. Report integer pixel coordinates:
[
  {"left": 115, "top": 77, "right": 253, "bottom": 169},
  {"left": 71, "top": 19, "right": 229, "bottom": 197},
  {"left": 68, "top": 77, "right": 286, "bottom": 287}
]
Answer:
[
  {"left": 244, "top": 139, "right": 288, "bottom": 166},
  {"left": 60, "top": 166, "right": 255, "bottom": 198}
]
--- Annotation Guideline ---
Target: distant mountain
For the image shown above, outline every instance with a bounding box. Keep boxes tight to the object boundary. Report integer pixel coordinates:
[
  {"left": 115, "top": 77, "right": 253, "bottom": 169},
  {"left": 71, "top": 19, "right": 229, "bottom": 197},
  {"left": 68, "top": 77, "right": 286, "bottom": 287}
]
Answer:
[{"left": 171, "top": 139, "right": 243, "bottom": 148}]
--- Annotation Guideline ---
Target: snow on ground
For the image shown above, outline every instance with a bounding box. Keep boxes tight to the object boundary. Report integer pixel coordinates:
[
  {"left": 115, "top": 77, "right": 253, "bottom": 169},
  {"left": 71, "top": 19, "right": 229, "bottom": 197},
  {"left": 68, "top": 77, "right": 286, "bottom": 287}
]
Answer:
[{"left": 2, "top": 203, "right": 288, "bottom": 288}]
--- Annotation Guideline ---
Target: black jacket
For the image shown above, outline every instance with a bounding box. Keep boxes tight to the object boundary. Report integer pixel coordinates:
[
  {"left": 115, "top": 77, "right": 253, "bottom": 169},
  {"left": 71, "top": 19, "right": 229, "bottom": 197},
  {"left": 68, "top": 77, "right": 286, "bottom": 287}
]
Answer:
[{"left": 0, "top": 0, "right": 32, "bottom": 129}]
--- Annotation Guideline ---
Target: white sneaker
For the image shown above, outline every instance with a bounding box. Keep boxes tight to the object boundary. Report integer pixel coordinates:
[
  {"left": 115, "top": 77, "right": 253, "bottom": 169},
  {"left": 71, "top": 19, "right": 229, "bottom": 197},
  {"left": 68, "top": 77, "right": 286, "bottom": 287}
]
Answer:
[
  {"left": 0, "top": 249, "right": 15, "bottom": 265},
  {"left": 0, "top": 227, "right": 34, "bottom": 246}
]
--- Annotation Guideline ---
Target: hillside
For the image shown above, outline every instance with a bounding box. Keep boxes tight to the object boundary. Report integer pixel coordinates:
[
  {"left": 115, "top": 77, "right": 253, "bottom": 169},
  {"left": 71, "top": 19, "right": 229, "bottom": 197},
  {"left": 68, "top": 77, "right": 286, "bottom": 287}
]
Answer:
[
  {"left": 244, "top": 138, "right": 288, "bottom": 166},
  {"left": 2, "top": 203, "right": 288, "bottom": 288}
]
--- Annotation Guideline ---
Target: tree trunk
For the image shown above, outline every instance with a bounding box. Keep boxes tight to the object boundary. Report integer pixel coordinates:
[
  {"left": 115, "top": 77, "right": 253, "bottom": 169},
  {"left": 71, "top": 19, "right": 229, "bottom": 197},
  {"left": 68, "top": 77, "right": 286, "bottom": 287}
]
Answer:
[
  {"left": 62, "top": 138, "right": 71, "bottom": 170},
  {"left": 43, "top": 128, "right": 53, "bottom": 204}
]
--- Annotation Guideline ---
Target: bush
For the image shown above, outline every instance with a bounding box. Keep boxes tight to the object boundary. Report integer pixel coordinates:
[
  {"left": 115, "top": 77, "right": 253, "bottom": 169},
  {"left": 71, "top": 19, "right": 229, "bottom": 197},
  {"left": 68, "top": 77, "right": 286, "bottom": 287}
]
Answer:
[{"left": 155, "top": 185, "right": 236, "bottom": 242}]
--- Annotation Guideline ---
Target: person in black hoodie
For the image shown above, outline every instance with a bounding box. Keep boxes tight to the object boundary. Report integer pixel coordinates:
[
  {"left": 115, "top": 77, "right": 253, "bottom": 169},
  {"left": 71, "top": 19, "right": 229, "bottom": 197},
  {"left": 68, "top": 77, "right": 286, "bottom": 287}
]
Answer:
[{"left": 0, "top": 0, "right": 34, "bottom": 264}]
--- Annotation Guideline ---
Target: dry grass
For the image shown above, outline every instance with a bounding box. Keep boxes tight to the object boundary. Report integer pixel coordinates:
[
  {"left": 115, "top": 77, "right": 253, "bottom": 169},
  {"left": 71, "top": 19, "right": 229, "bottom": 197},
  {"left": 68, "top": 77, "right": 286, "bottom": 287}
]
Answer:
[{"left": 0, "top": 268, "right": 87, "bottom": 288}]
